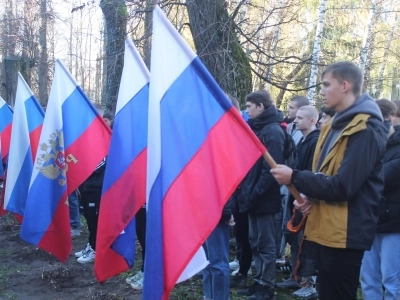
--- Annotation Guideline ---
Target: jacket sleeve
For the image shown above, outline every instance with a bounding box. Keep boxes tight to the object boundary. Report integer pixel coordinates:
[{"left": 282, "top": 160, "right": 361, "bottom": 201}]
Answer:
[
  {"left": 292, "top": 127, "right": 385, "bottom": 202},
  {"left": 383, "top": 156, "right": 400, "bottom": 192},
  {"left": 248, "top": 126, "right": 285, "bottom": 203}
]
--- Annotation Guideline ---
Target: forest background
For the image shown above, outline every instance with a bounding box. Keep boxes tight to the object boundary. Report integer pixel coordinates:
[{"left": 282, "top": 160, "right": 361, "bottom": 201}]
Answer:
[{"left": 0, "top": 0, "right": 399, "bottom": 113}]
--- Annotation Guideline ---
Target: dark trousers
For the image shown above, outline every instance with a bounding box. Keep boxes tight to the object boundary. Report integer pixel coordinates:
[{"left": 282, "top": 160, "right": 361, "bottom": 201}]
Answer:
[
  {"left": 234, "top": 211, "right": 252, "bottom": 276},
  {"left": 81, "top": 191, "right": 101, "bottom": 250},
  {"left": 135, "top": 207, "right": 146, "bottom": 272},
  {"left": 316, "top": 244, "right": 364, "bottom": 300}
]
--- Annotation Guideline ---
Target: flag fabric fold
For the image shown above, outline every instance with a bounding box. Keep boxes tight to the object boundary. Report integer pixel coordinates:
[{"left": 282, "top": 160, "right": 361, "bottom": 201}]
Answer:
[
  {"left": 143, "top": 6, "right": 266, "bottom": 300},
  {"left": 0, "top": 96, "right": 13, "bottom": 216},
  {"left": 0, "top": 96, "right": 13, "bottom": 161},
  {"left": 95, "top": 38, "right": 150, "bottom": 282},
  {"left": 3, "top": 73, "right": 44, "bottom": 217},
  {"left": 20, "top": 59, "right": 111, "bottom": 262}
]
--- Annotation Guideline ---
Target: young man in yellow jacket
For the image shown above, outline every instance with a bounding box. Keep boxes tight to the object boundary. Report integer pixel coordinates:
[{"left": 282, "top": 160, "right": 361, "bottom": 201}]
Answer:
[{"left": 270, "top": 61, "right": 387, "bottom": 300}]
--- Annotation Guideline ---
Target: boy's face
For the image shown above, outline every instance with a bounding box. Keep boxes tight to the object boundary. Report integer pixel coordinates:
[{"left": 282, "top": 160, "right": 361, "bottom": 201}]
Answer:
[
  {"left": 319, "top": 113, "right": 332, "bottom": 128},
  {"left": 320, "top": 72, "right": 345, "bottom": 112},
  {"left": 246, "top": 101, "right": 264, "bottom": 119},
  {"left": 294, "top": 110, "right": 313, "bottom": 131},
  {"left": 287, "top": 101, "right": 298, "bottom": 119}
]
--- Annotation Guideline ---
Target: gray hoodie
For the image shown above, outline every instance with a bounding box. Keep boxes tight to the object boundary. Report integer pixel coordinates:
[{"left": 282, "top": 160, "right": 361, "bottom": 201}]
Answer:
[{"left": 316, "top": 93, "right": 383, "bottom": 170}]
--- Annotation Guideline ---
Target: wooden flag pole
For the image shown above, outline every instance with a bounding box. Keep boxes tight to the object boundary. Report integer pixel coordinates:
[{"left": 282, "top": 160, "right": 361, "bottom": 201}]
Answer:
[
  {"left": 262, "top": 151, "right": 307, "bottom": 233},
  {"left": 262, "top": 151, "right": 304, "bottom": 204}
]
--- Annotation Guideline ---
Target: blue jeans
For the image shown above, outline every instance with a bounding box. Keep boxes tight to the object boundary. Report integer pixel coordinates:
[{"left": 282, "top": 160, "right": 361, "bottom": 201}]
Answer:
[
  {"left": 202, "top": 222, "right": 230, "bottom": 300},
  {"left": 69, "top": 190, "right": 81, "bottom": 230},
  {"left": 361, "top": 233, "right": 400, "bottom": 300}
]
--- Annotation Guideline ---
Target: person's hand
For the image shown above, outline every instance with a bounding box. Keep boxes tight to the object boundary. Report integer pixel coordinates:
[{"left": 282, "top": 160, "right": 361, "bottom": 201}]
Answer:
[
  {"left": 294, "top": 194, "right": 312, "bottom": 216},
  {"left": 270, "top": 164, "right": 293, "bottom": 185},
  {"left": 227, "top": 214, "right": 235, "bottom": 226}
]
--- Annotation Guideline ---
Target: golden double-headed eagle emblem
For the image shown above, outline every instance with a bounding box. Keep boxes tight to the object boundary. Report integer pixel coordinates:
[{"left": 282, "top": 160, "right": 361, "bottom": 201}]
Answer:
[{"left": 36, "top": 130, "right": 78, "bottom": 186}]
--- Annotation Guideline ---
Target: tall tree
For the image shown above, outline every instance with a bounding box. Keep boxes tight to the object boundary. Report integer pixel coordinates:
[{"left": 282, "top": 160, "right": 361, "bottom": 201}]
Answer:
[
  {"left": 359, "top": 0, "right": 379, "bottom": 92},
  {"left": 38, "top": 0, "right": 48, "bottom": 105},
  {"left": 100, "top": 0, "right": 127, "bottom": 113},
  {"left": 307, "top": 0, "right": 327, "bottom": 104},
  {"left": 374, "top": 14, "right": 399, "bottom": 98},
  {"left": 186, "top": 0, "right": 252, "bottom": 102}
]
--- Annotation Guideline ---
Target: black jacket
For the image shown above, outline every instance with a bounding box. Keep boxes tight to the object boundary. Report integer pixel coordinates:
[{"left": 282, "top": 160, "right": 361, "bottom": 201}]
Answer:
[
  {"left": 237, "top": 105, "right": 285, "bottom": 214},
  {"left": 289, "top": 129, "right": 320, "bottom": 213},
  {"left": 296, "top": 129, "right": 320, "bottom": 172},
  {"left": 79, "top": 158, "right": 106, "bottom": 193},
  {"left": 377, "top": 129, "right": 400, "bottom": 233},
  {"left": 292, "top": 94, "right": 387, "bottom": 250}
]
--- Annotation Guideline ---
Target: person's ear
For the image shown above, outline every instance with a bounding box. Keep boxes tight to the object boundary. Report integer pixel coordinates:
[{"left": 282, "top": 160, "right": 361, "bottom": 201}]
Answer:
[{"left": 342, "top": 80, "right": 352, "bottom": 93}]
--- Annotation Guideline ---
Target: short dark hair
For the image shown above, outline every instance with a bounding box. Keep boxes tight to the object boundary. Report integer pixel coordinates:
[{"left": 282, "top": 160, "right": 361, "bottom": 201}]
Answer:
[
  {"left": 320, "top": 106, "right": 335, "bottom": 117},
  {"left": 376, "top": 99, "right": 396, "bottom": 119},
  {"left": 290, "top": 96, "right": 309, "bottom": 108},
  {"left": 321, "top": 62, "right": 363, "bottom": 97},
  {"left": 393, "top": 100, "right": 400, "bottom": 117},
  {"left": 245, "top": 90, "right": 273, "bottom": 108}
]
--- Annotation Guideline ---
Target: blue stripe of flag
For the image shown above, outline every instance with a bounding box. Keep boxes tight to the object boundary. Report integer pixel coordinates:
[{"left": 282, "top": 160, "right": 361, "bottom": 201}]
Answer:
[
  {"left": 102, "top": 84, "right": 149, "bottom": 193},
  {"left": 25, "top": 96, "right": 45, "bottom": 133},
  {"left": 20, "top": 148, "right": 67, "bottom": 245},
  {"left": 158, "top": 57, "right": 232, "bottom": 199},
  {"left": 0, "top": 104, "right": 13, "bottom": 132},
  {"left": 62, "top": 87, "right": 98, "bottom": 149}
]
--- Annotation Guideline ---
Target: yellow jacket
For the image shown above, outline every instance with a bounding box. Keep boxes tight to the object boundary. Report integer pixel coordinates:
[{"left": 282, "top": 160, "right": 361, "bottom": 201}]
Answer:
[{"left": 294, "top": 113, "right": 386, "bottom": 249}]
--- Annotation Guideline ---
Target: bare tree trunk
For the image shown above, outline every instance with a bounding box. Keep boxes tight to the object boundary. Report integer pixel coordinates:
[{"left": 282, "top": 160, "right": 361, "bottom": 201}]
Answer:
[
  {"left": 96, "top": 54, "right": 101, "bottom": 103},
  {"left": 21, "top": 0, "right": 36, "bottom": 86},
  {"left": 143, "top": 0, "right": 156, "bottom": 69},
  {"left": 307, "top": 0, "right": 327, "bottom": 104},
  {"left": 186, "top": 0, "right": 252, "bottom": 103},
  {"left": 3, "top": 58, "right": 21, "bottom": 106},
  {"left": 100, "top": 0, "right": 127, "bottom": 114},
  {"left": 359, "top": 0, "right": 377, "bottom": 75},
  {"left": 38, "top": 0, "right": 48, "bottom": 105},
  {"left": 374, "top": 14, "right": 399, "bottom": 98},
  {"left": 391, "top": 67, "right": 400, "bottom": 100}
]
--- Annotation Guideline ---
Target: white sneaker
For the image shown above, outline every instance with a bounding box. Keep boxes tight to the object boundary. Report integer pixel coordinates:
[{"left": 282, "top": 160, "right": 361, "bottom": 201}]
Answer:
[
  {"left": 74, "top": 243, "right": 90, "bottom": 258},
  {"left": 130, "top": 277, "right": 144, "bottom": 290},
  {"left": 229, "top": 259, "right": 239, "bottom": 270},
  {"left": 293, "top": 284, "right": 318, "bottom": 298},
  {"left": 77, "top": 247, "right": 95, "bottom": 263},
  {"left": 231, "top": 268, "right": 251, "bottom": 276},
  {"left": 276, "top": 276, "right": 301, "bottom": 288},
  {"left": 126, "top": 271, "right": 144, "bottom": 284}
]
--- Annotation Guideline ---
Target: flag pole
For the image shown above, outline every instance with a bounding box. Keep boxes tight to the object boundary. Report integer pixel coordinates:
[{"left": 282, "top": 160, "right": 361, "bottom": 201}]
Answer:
[{"left": 262, "top": 151, "right": 304, "bottom": 204}]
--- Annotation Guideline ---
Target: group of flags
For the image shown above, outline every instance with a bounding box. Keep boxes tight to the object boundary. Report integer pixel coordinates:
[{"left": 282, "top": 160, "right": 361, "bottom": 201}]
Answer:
[{"left": 0, "top": 6, "right": 266, "bottom": 298}]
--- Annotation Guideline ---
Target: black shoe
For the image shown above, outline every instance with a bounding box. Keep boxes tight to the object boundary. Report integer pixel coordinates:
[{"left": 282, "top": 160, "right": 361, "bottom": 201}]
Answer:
[
  {"left": 247, "top": 287, "right": 275, "bottom": 300},
  {"left": 230, "top": 273, "right": 247, "bottom": 288},
  {"left": 237, "top": 282, "right": 262, "bottom": 296},
  {"left": 276, "top": 261, "right": 292, "bottom": 274}
]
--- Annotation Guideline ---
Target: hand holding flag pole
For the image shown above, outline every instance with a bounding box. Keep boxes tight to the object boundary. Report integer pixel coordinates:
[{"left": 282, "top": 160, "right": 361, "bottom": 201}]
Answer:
[{"left": 264, "top": 151, "right": 307, "bottom": 233}]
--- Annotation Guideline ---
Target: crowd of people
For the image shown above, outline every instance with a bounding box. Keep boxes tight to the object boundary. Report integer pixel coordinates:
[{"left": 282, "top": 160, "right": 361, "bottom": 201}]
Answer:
[{"left": 66, "top": 61, "right": 399, "bottom": 300}]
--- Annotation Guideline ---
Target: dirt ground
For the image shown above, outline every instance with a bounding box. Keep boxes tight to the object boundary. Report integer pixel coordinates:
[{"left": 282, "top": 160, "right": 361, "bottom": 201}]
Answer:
[{"left": 0, "top": 213, "right": 142, "bottom": 300}]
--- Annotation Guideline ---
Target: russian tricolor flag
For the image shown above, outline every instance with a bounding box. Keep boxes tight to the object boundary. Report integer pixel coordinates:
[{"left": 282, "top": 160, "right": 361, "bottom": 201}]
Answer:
[
  {"left": 3, "top": 73, "right": 44, "bottom": 217},
  {"left": 95, "top": 38, "right": 150, "bottom": 282},
  {"left": 143, "top": 7, "right": 266, "bottom": 299},
  {"left": 0, "top": 96, "right": 13, "bottom": 162},
  {"left": 0, "top": 139, "right": 3, "bottom": 178},
  {"left": 0, "top": 96, "right": 13, "bottom": 216},
  {"left": 20, "top": 60, "right": 111, "bottom": 262}
]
